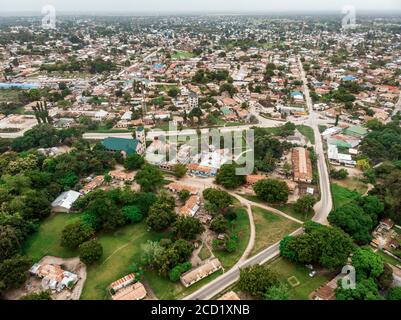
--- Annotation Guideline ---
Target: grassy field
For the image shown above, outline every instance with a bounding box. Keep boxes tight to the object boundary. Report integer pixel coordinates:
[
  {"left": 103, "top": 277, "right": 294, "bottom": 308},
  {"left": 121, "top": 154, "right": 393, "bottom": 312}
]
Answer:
[
  {"left": 267, "top": 257, "right": 332, "bottom": 300},
  {"left": 23, "top": 213, "right": 163, "bottom": 300},
  {"left": 376, "top": 249, "right": 401, "bottom": 266},
  {"left": 331, "top": 183, "right": 363, "bottom": 209},
  {"left": 274, "top": 203, "right": 313, "bottom": 222},
  {"left": 80, "top": 224, "right": 162, "bottom": 300},
  {"left": 332, "top": 178, "right": 368, "bottom": 195},
  {"left": 199, "top": 245, "right": 212, "bottom": 261},
  {"left": 22, "top": 212, "right": 229, "bottom": 300},
  {"left": 296, "top": 125, "right": 315, "bottom": 145},
  {"left": 251, "top": 207, "right": 301, "bottom": 256},
  {"left": 213, "top": 207, "right": 250, "bottom": 269},
  {"left": 239, "top": 193, "right": 311, "bottom": 222},
  {"left": 172, "top": 50, "right": 195, "bottom": 59},
  {"left": 22, "top": 213, "right": 82, "bottom": 262}
]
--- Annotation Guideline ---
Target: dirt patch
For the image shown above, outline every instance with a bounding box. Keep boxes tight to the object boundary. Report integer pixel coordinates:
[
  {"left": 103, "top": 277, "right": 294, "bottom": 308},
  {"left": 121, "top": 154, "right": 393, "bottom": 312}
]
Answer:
[{"left": 3, "top": 256, "right": 87, "bottom": 301}]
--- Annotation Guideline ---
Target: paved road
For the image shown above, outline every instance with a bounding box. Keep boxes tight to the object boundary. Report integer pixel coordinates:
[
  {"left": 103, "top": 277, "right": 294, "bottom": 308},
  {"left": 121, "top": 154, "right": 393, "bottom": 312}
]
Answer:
[
  {"left": 298, "top": 57, "right": 332, "bottom": 225},
  {"left": 183, "top": 58, "right": 333, "bottom": 300},
  {"left": 184, "top": 227, "right": 303, "bottom": 300}
]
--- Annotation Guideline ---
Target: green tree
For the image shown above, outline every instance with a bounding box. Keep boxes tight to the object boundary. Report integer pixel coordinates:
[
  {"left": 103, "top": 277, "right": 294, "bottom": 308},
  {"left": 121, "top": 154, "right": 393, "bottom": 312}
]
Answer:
[
  {"left": 168, "top": 87, "right": 180, "bottom": 98},
  {"left": 172, "top": 216, "right": 204, "bottom": 240},
  {"left": 169, "top": 262, "right": 192, "bottom": 282},
  {"left": 172, "top": 164, "right": 188, "bottom": 179},
  {"left": 238, "top": 265, "right": 280, "bottom": 297},
  {"left": 352, "top": 247, "right": 384, "bottom": 280},
  {"left": 264, "top": 283, "right": 290, "bottom": 300},
  {"left": 0, "top": 255, "right": 31, "bottom": 292},
  {"left": 0, "top": 225, "right": 21, "bottom": 261},
  {"left": 178, "top": 190, "right": 190, "bottom": 202},
  {"left": 21, "top": 290, "right": 52, "bottom": 300},
  {"left": 215, "top": 163, "right": 246, "bottom": 189},
  {"left": 124, "top": 154, "right": 145, "bottom": 170},
  {"left": 203, "top": 188, "right": 233, "bottom": 214},
  {"left": 253, "top": 179, "right": 289, "bottom": 204},
  {"left": 293, "top": 195, "right": 316, "bottom": 218},
  {"left": 79, "top": 240, "right": 103, "bottom": 265},
  {"left": 388, "top": 287, "right": 401, "bottom": 300},
  {"left": 135, "top": 164, "right": 164, "bottom": 192},
  {"left": 141, "top": 241, "right": 165, "bottom": 269},
  {"left": 336, "top": 278, "right": 382, "bottom": 300},
  {"left": 146, "top": 202, "right": 177, "bottom": 232},
  {"left": 122, "top": 205, "right": 143, "bottom": 223},
  {"left": 328, "top": 203, "right": 373, "bottom": 245},
  {"left": 61, "top": 221, "right": 95, "bottom": 249},
  {"left": 210, "top": 215, "right": 228, "bottom": 233}
]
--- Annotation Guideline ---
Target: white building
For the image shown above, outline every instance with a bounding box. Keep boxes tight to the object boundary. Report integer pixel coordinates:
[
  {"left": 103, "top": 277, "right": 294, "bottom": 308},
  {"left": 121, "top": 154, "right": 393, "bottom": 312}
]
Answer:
[
  {"left": 328, "top": 145, "right": 356, "bottom": 167},
  {"left": 51, "top": 190, "right": 81, "bottom": 213},
  {"left": 188, "top": 91, "right": 199, "bottom": 110}
]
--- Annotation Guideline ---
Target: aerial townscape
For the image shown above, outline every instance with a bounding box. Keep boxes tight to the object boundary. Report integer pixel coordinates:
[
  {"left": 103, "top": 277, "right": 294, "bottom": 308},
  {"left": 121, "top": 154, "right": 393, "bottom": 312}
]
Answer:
[{"left": 1, "top": 5, "right": 401, "bottom": 304}]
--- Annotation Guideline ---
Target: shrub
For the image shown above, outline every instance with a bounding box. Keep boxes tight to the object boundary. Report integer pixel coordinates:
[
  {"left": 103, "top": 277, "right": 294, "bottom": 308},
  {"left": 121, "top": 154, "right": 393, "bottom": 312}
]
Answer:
[{"left": 79, "top": 240, "right": 103, "bottom": 265}]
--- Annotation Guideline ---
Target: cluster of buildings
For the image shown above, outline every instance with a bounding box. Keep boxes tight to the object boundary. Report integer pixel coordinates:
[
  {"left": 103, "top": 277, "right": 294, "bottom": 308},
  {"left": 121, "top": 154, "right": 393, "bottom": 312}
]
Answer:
[{"left": 29, "top": 263, "right": 79, "bottom": 293}]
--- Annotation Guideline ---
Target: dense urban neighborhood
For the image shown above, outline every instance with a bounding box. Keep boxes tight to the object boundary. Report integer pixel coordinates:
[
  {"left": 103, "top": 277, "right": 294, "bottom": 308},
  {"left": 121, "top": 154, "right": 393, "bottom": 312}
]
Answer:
[{"left": 1, "top": 11, "right": 401, "bottom": 303}]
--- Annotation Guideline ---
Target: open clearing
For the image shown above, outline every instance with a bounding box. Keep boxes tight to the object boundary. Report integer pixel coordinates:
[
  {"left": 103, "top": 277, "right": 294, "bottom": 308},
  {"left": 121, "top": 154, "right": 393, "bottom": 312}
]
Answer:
[
  {"left": 22, "top": 212, "right": 231, "bottom": 300},
  {"left": 296, "top": 125, "right": 315, "bottom": 144},
  {"left": 331, "top": 183, "right": 364, "bottom": 209},
  {"left": 251, "top": 206, "right": 301, "bottom": 256},
  {"left": 267, "top": 257, "right": 332, "bottom": 300}
]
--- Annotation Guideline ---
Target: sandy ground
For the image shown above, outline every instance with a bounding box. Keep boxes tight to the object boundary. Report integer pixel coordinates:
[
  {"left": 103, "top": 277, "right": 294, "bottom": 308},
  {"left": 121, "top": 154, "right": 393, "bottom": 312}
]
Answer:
[{"left": 4, "top": 256, "right": 87, "bottom": 301}]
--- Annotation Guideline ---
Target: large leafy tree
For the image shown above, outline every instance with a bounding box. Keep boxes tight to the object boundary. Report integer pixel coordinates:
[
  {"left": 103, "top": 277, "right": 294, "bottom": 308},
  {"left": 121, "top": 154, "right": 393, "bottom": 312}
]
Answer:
[
  {"left": 122, "top": 205, "right": 143, "bottom": 223},
  {"left": 238, "top": 265, "right": 280, "bottom": 297},
  {"left": 0, "top": 225, "right": 21, "bottom": 261},
  {"left": 253, "top": 179, "right": 289, "bottom": 204},
  {"left": 135, "top": 164, "right": 164, "bottom": 192},
  {"left": 293, "top": 195, "right": 316, "bottom": 218},
  {"left": 124, "top": 154, "right": 145, "bottom": 171},
  {"left": 280, "top": 222, "right": 354, "bottom": 270},
  {"left": 352, "top": 248, "right": 384, "bottom": 280},
  {"left": 264, "top": 283, "right": 290, "bottom": 300},
  {"left": 61, "top": 221, "right": 95, "bottom": 249},
  {"left": 172, "top": 216, "right": 204, "bottom": 240},
  {"left": 328, "top": 203, "right": 373, "bottom": 245},
  {"left": 203, "top": 188, "right": 233, "bottom": 214},
  {"left": 146, "top": 202, "right": 177, "bottom": 232},
  {"left": 336, "top": 278, "right": 382, "bottom": 300},
  {"left": 79, "top": 240, "right": 103, "bottom": 265},
  {"left": 215, "top": 163, "right": 246, "bottom": 189},
  {"left": 0, "top": 255, "right": 31, "bottom": 292}
]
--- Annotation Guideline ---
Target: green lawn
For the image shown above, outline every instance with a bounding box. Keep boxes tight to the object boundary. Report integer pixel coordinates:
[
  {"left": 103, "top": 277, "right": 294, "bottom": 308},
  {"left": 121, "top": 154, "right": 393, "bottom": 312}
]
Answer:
[
  {"left": 22, "top": 212, "right": 227, "bottom": 300},
  {"left": 239, "top": 193, "right": 311, "bottom": 222},
  {"left": 267, "top": 257, "right": 332, "bottom": 300},
  {"left": 376, "top": 249, "right": 401, "bottom": 266},
  {"left": 22, "top": 213, "right": 82, "bottom": 262},
  {"left": 172, "top": 50, "right": 195, "bottom": 59},
  {"left": 199, "top": 245, "right": 212, "bottom": 261},
  {"left": 332, "top": 178, "right": 368, "bottom": 195},
  {"left": 296, "top": 125, "right": 315, "bottom": 145},
  {"left": 274, "top": 203, "right": 314, "bottom": 222},
  {"left": 331, "top": 183, "right": 363, "bottom": 209},
  {"left": 251, "top": 207, "right": 301, "bottom": 256},
  {"left": 213, "top": 207, "right": 250, "bottom": 269},
  {"left": 80, "top": 224, "right": 162, "bottom": 300}
]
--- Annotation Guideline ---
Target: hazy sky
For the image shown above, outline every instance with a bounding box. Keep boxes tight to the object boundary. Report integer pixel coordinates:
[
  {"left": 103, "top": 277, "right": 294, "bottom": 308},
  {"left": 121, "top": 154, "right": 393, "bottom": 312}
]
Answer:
[{"left": 0, "top": 0, "right": 400, "bottom": 13}]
